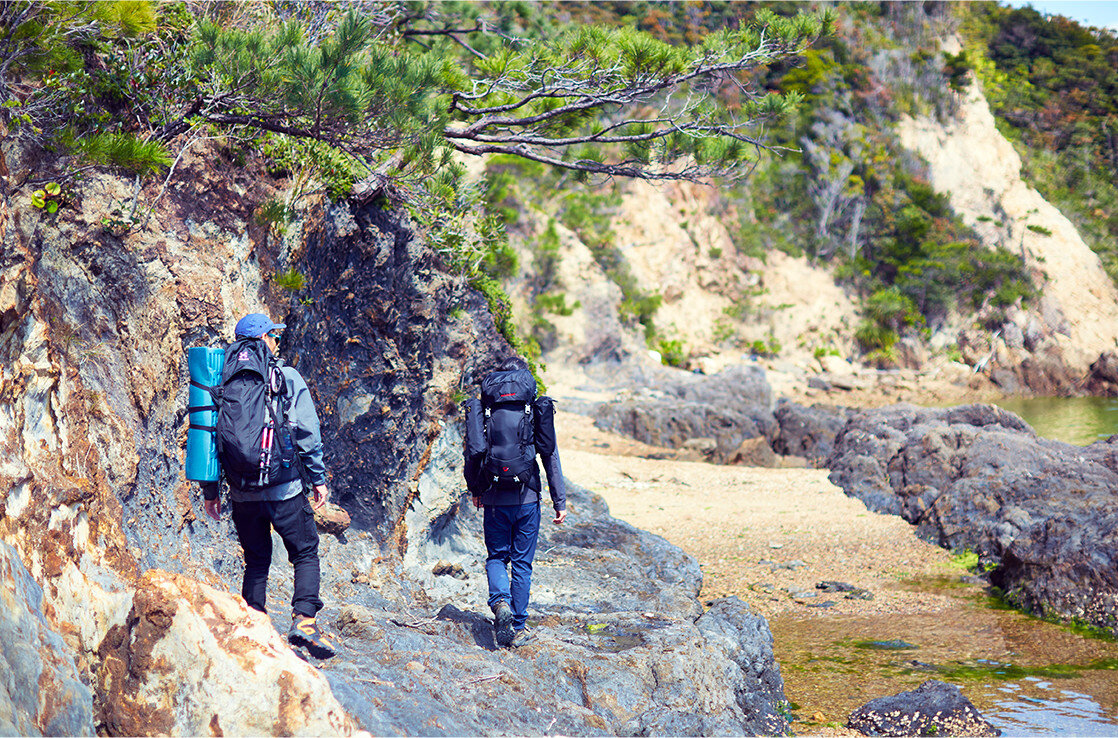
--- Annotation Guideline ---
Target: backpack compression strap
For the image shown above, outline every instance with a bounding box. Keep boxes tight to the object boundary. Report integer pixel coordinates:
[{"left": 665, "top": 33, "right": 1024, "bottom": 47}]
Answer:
[{"left": 188, "top": 379, "right": 218, "bottom": 431}]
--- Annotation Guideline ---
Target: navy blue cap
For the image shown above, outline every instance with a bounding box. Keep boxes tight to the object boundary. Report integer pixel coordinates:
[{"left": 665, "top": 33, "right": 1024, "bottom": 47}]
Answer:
[{"left": 234, "top": 313, "right": 285, "bottom": 338}]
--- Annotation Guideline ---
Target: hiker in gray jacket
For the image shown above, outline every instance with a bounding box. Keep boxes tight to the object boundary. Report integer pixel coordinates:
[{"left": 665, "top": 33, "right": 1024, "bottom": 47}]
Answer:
[{"left": 200, "top": 312, "right": 336, "bottom": 659}]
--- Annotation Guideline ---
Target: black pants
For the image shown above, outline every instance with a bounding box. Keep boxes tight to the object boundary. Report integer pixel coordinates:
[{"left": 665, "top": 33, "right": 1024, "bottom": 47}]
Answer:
[{"left": 230, "top": 494, "right": 323, "bottom": 619}]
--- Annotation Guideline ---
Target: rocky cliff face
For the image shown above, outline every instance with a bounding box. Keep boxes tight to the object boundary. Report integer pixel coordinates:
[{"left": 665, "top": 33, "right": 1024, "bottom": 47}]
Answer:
[
  {"left": 0, "top": 142, "right": 790, "bottom": 735},
  {"left": 897, "top": 42, "right": 1118, "bottom": 386},
  {"left": 499, "top": 38, "right": 1117, "bottom": 397}
]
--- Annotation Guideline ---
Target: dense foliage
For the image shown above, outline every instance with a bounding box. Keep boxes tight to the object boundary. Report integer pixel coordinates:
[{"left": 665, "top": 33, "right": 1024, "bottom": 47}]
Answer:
[
  {"left": 547, "top": 2, "right": 1039, "bottom": 365},
  {"left": 7, "top": 1, "right": 1105, "bottom": 369},
  {"left": 960, "top": 4, "right": 1118, "bottom": 282}
]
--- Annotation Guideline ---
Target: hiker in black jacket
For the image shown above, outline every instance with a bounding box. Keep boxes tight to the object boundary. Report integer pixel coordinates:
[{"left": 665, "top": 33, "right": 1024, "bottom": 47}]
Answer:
[
  {"left": 199, "top": 313, "right": 336, "bottom": 659},
  {"left": 464, "top": 357, "right": 567, "bottom": 648}
]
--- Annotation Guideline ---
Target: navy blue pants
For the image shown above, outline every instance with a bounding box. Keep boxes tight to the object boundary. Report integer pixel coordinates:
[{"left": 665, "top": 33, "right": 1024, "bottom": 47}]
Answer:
[
  {"left": 231, "top": 494, "right": 323, "bottom": 619},
  {"left": 483, "top": 502, "right": 541, "bottom": 631}
]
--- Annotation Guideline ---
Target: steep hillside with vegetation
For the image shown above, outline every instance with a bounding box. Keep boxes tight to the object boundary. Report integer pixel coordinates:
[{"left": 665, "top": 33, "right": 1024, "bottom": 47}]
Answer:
[
  {"left": 486, "top": 2, "right": 1118, "bottom": 396},
  {"left": 960, "top": 4, "right": 1118, "bottom": 281}
]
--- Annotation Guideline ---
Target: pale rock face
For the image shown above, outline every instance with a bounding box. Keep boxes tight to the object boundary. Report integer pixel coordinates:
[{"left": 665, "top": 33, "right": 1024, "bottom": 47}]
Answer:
[
  {"left": 897, "top": 70, "right": 1118, "bottom": 371},
  {"left": 0, "top": 543, "right": 94, "bottom": 738},
  {"left": 520, "top": 178, "right": 861, "bottom": 368},
  {"left": 95, "top": 570, "right": 358, "bottom": 737}
]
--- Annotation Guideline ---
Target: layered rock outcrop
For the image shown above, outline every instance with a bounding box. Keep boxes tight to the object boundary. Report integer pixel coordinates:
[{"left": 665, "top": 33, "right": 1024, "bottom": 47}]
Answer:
[{"left": 826, "top": 403, "right": 1118, "bottom": 632}]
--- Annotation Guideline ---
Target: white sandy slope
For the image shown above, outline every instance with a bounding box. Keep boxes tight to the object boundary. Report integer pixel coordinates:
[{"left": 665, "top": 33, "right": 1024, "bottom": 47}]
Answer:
[{"left": 897, "top": 66, "right": 1118, "bottom": 370}]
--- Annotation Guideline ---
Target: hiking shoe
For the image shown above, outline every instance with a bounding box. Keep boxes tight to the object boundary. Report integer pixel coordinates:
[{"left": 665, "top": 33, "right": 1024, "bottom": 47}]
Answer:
[
  {"left": 492, "top": 601, "right": 515, "bottom": 647},
  {"left": 288, "top": 615, "right": 337, "bottom": 659},
  {"left": 510, "top": 628, "right": 532, "bottom": 648}
]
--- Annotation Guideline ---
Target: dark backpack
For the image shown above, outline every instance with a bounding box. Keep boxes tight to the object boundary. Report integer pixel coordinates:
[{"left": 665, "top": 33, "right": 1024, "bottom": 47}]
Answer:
[
  {"left": 211, "top": 338, "right": 300, "bottom": 491},
  {"left": 464, "top": 368, "right": 557, "bottom": 494},
  {"left": 463, "top": 368, "right": 536, "bottom": 490}
]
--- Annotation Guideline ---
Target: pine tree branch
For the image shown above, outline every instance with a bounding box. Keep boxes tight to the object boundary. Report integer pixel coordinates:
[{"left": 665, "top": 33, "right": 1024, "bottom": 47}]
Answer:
[{"left": 447, "top": 139, "right": 721, "bottom": 182}]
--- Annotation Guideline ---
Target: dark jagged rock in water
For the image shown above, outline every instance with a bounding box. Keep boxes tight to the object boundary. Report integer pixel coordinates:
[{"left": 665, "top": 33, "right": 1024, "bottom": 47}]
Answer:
[
  {"left": 592, "top": 365, "right": 779, "bottom": 463},
  {"left": 847, "top": 680, "right": 999, "bottom": 736},
  {"left": 773, "top": 399, "right": 855, "bottom": 466},
  {"left": 826, "top": 402, "right": 1118, "bottom": 633}
]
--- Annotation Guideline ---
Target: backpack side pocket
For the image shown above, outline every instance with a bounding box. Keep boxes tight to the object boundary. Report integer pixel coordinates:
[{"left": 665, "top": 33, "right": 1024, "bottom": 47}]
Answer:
[{"left": 533, "top": 395, "right": 557, "bottom": 457}]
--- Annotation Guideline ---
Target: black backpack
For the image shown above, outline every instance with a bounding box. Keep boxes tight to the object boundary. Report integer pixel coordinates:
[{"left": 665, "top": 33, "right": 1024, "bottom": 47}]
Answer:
[
  {"left": 464, "top": 368, "right": 556, "bottom": 493},
  {"left": 208, "top": 338, "right": 300, "bottom": 491}
]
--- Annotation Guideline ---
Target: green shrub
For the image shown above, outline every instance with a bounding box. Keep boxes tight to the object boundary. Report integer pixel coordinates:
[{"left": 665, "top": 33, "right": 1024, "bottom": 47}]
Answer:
[
  {"left": 943, "top": 50, "right": 973, "bottom": 92},
  {"left": 657, "top": 338, "right": 687, "bottom": 367},
  {"left": 76, "top": 132, "right": 172, "bottom": 176},
  {"left": 864, "top": 346, "right": 899, "bottom": 368},
  {"left": 256, "top": 198, "right": 296, "bottom": 234},
  {"left": 855, "top": 320, "right": 899, "bottom": 352},
  {"left": 864, "top": 287, "right": 922, "bottom": 331},
  {"left": 274, "top": 268, "right": 306, "bottom": 292},
  {"left": 749, "top": 337, "right": 781, "bottom": 357},
  {"left": 536, "top": 293, "right": 579, "bottom": 316}
]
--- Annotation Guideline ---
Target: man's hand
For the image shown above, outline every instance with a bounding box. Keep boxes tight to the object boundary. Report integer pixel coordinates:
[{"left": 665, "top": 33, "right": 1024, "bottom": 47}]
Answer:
[
  {"left": 553, "top": 508, "right": 567, "bottom": 525},
  {"left": 472, "top": 495, "right": 482, "bottom": 509},
  {"left": 204, "top": 497, "right": 221, "bottom": 521},
  {"left": 311, "top": 484, "right": 328, "bottom": 510}
]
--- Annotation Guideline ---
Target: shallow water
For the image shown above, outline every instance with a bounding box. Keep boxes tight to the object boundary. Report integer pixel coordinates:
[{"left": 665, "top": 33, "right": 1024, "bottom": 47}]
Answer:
[
  {"left": 994, "top": 396, "right": 1118, "bottom": 446},
  {"left": 769, "top": 577, "right": 1118, "bottom": 735}
]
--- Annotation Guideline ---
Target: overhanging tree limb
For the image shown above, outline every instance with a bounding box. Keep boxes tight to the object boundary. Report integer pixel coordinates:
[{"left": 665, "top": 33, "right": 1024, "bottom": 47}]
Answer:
[{"left": 439, "top": 8, "right": 833, "bottom": 181}]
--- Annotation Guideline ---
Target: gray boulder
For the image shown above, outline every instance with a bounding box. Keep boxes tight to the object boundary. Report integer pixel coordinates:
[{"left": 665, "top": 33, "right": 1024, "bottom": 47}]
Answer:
[
  {"left": 847, "top": 680, "right": 998, "bottom": 736},
  {"left": 593, "top": 365, "right": 778, "bottom": 462},
  {"left": 773, "top": 400, "right": 854, "bottom": 465}
]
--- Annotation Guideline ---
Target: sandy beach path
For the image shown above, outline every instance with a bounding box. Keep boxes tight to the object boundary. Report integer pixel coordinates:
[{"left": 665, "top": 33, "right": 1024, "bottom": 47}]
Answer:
[{"left": 556, "top": 410, "right": 964, "bottom": 620}]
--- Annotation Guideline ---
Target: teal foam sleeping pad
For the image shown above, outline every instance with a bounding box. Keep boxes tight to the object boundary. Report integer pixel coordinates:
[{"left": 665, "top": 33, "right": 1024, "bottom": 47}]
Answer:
[{"left": 186, "top": 346, "right": 223, "bottom": 482}]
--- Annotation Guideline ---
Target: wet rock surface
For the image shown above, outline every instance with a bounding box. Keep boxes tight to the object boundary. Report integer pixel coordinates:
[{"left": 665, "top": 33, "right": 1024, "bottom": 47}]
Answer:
[
  {"left": 311, "top": 469, "right": 790, "bottom": 737},
  {"left": 847, "top": 679, "right": 999, "bottom": 736},
  {"left": 826, "top": 402, "right": 1118, "bottom": 632}
]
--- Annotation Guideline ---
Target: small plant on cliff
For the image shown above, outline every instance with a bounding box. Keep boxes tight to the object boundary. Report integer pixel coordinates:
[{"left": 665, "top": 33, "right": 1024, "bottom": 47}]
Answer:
[
  {"left": 255, "top": 197, "right": 296, "bottom": 236},
  {"left": 471, "top": 275, "right": 546, "bottom": 391},
  {"left": 657, "top": 338, "right": 688, "bottom": 368},
  {"left": 30, "top": 181, "right": 62, "bottom": 213},
  {"left": 273, "top": 268, "right": 306, "bottom": 293},
  {"left": 75, "top": 131, "right": 172, "bottom": 177},
  {"left": 749, "top": 336, "right": 782, "bottom": 358}
]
